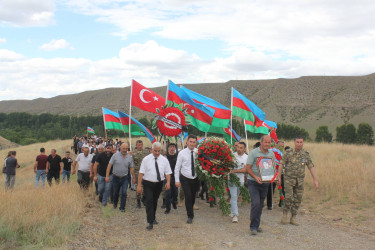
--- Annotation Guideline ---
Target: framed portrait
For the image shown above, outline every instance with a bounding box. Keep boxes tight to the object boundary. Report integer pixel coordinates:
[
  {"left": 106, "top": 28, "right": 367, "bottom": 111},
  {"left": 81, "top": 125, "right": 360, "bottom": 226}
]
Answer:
[{"left": 257, "top": 157, "right": 276, "bottom": 183}]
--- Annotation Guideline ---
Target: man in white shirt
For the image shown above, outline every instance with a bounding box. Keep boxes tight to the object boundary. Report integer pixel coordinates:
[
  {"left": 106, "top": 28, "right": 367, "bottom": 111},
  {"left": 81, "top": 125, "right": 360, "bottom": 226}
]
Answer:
[
  {"left": 137, "top": 142, "right": 171, "bottom": 230},
  {"left": 229, "top": 142, "right": 248, "bottom": 223},
  {"left": 72, "top": 147, "right": 93, "bottom": 189},
  {"left": 175, "top": 135, "right": 199, "bottom": 224}
]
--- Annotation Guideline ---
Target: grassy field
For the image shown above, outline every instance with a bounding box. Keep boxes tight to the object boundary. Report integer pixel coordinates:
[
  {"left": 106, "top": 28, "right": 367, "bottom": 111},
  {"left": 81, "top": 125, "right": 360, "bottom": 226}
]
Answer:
[{"left": 0, "top": 138, "right": 374, "bottom": 247}]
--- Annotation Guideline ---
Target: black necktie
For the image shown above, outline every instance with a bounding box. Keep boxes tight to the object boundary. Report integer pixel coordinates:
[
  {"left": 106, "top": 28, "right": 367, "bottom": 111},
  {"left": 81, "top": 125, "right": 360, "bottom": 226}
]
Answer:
[
  {"left": 155, "top": 157, "right": 161, "bottom": 182},
  {"left": 191, "top": 151, "right": 195, "bottom": 176}
]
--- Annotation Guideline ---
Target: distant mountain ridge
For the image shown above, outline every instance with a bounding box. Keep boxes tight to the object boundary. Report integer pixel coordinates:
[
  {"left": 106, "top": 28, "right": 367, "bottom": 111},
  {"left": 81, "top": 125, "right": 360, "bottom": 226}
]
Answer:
[{"left": 1, "top": 73, "right": 374, "bottom": 137}]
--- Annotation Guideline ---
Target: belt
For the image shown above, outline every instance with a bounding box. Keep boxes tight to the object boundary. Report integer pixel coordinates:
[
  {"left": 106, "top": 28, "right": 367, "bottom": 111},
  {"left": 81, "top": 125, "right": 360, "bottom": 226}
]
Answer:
[{"left": 113, "top": 174, "right": 127, "bottom": 179}]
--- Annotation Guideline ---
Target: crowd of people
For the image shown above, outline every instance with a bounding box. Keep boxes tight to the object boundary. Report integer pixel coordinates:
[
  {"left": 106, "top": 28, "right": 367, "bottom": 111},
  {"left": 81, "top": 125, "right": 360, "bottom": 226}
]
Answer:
[{"left": 3, "top": 133, "right": 318, "bottom": 234}]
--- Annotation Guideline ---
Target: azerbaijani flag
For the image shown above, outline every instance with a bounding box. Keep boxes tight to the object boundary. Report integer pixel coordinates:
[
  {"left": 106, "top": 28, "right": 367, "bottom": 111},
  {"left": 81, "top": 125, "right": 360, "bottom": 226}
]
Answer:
[
  {"left": 102, "top": 107, "right": 123, "bottom": 131},
  {"left": 87, "top": 127, "right": 95, "bottom": 134},
  {"left": 117, "top": 111, "right": 156, "bottom": 143},
  {"left": 167, "top": 80, "right": 215, "bottom": 132},
  {"left": 244, "top": 120, "right": 269, "bottom": 134},
  {"left": 233, "top": 88, "right": 266, "bottom": 132},
  {"left": 208, "top": 124, "right": 241, "bottom": 145},
  {"left": 180, "top": 86, "right": 231, "bottom": 128}
]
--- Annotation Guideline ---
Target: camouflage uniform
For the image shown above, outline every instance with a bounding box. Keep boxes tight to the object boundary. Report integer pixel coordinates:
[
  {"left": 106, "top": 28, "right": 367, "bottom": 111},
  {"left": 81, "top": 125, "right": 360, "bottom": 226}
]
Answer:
[
  {"left": 280, "top": 148, "right": 314, "bottom": 215},
  {"left": 132, "top": 149, "right": 148, "bottom": 199}
]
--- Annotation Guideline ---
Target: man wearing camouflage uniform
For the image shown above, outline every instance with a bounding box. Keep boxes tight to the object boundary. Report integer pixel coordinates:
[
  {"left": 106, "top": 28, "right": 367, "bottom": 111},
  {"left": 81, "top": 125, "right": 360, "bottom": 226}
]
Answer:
[
  {"left": 132, "top": 140, "right": 149, "bottom": 208},
  {"left": 278, "top": 136, "right": 318, "bottom": 226}
]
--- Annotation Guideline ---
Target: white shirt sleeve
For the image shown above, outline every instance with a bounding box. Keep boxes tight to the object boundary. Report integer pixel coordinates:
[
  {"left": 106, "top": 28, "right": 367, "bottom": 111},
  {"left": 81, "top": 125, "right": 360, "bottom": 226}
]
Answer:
[
  {"left": 139, "top": 157, "right": 146, "bottom": 174},
  {"left": 174, "top": 152, "right": 183, "bottom": 182},
  {"left": 75, "top": 154, "right": 81, "bottom": 162}
]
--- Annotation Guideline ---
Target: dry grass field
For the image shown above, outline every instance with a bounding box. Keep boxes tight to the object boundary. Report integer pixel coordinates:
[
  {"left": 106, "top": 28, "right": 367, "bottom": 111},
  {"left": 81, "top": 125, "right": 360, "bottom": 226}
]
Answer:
[{"left": 0, "top": 138, "right": 374, "bottom": 248}]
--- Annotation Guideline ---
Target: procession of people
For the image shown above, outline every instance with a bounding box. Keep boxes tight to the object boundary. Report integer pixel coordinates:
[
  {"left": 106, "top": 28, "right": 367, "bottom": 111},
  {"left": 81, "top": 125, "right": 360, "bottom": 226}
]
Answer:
[{"left": 3, "top": 133, "right": 318, "bottom": 234}]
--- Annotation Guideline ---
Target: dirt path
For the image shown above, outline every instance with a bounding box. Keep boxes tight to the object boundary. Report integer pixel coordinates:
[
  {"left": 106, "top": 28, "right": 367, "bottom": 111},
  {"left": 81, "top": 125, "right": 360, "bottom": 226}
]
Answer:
[{"left": 67, "top": 190, "right": 375, "bottom": 249}]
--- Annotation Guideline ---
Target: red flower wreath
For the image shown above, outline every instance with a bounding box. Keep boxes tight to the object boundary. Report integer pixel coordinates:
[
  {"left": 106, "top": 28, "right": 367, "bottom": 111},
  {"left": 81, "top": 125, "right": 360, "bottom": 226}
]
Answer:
[{"left": 156, "top": 107, "right": 186, "bottom": 137}]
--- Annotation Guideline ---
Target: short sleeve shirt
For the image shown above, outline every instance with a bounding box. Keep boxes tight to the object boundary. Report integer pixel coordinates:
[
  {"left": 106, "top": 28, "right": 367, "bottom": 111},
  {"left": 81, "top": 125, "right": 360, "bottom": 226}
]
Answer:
[
  {"left": 48, "top": 155, "right": 62, "bottom": 172},
  {"left": 75, "top": 153, "right": 93, "bottom": 172},
  {"left": 95, "top": 152, "right": 113, "bottom": 176},
  {"left": 280, "top": 148, "right": 314, "bottom": 178},
  {"left": 62, "top": 157, "right": 73, "bottom": 171},
  {"left": 232, "top": 152, "right": 248, "bottom": 184},
  {"left": 140, "top": 154, "right": 172, "bottom": 182},
  {"left": 109, "top": 152, "right": 134, "bottom": 177},
  {"left": 36, "top": 154, "right": 48, "bottom": 170},
  {"left": 246, "top": 147, "right": 275, "bottom": 181}
]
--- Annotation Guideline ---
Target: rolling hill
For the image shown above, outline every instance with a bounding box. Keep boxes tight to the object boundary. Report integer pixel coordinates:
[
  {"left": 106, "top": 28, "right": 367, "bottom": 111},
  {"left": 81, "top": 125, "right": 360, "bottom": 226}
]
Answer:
[{"left": 1, "top": 73, "right": 374, "bottom": 137}]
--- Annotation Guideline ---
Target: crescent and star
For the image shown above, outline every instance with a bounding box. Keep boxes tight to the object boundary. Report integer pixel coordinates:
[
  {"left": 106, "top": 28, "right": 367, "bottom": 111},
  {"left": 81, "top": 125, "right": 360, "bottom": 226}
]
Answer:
[{"left": 140, "top": 89, "right": 159, "bottom": 103}]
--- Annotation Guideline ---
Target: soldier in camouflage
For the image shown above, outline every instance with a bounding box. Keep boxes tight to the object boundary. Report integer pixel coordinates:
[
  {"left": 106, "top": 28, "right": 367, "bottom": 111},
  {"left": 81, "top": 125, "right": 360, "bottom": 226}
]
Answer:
[
  {"left": 278, "top": 136, "right": 318, "bottom": 226},
  {"left": 132, "top": 140, "right": 149, "bottom": 208}
]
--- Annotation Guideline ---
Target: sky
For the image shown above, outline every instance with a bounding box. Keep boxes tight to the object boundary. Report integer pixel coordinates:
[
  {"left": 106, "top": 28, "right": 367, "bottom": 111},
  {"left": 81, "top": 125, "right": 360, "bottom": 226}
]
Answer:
[{"left": 1, "top": 0, "right": 375, "bottom": 101}]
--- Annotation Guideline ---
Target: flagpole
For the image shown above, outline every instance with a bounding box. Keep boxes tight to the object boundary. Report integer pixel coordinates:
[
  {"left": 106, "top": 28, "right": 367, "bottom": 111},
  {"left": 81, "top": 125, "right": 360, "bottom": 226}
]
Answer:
[
  {"left": 165, "top": 80, "right": 170, "bottom": 105},
  {"left": 244, "top": 119, "right": 249, "bottom": 154},
  {"left": 102, "top": 107, "right": 108, "bottom": 143},
  {"left": 230, "top": 87, "right": 233, "bottom": 144},
  {"left": 129, "top": 81, "right": 133, "bottom": 151}
]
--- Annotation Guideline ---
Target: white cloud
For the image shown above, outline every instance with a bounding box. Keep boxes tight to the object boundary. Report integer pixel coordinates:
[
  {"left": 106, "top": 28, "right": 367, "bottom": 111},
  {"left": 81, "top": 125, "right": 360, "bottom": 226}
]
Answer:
[
  {"left": 0, "top": 38, "right": 6, "bottom": 44},
  {"left": 0, "top": 49, "right": 24, "bottom": 61},
  {"left": 0, "top": 0, "right": 55, "bottom": 26},
  {"left": 39, "top": 39, "right": 72, "bottom": 51}
]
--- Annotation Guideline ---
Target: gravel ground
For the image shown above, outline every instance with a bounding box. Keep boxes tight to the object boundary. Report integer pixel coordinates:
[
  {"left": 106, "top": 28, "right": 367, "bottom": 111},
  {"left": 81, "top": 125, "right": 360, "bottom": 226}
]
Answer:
[{"left": 66, "top": 190, "right": 375, "bottom": 249}]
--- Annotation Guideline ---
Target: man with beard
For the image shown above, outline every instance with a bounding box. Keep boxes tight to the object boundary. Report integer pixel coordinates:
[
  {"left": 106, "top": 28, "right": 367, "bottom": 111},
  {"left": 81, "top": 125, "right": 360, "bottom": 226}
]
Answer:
[
  {"left": 164, "top": 143, "right": 178, "bottom": 214},
  {"left": 94, "top": 145, "right": 113, "bottom": 206}
]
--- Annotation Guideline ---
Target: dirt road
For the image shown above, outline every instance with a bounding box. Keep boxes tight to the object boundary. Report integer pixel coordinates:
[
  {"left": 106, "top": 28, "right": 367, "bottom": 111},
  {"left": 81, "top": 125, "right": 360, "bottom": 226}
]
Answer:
[{"left": 67, "top": 190, "right": 375, "bottom": 249}]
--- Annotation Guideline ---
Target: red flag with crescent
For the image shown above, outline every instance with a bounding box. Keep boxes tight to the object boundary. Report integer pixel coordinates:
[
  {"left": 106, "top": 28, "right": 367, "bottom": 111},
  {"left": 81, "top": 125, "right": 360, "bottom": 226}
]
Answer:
[{"left": 131, "top": 80, "right": 166, "bottom": 113}]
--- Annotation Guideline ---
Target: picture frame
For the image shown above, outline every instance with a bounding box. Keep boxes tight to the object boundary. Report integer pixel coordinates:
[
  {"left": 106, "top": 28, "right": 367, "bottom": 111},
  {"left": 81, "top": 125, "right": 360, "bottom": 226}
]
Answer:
[{"left": 257, "top": 157, "right": 276, "bottom": 183}]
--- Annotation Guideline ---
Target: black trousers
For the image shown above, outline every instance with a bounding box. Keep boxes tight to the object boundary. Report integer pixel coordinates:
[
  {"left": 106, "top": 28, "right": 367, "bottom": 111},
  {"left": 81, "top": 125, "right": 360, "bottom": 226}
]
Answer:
[
  {"left": 165, "top": 176, "right": 178, "bottom": 210},
  {"left": 180, "top": 175, "right": 200, "bottom": 219},
  {"left": 143, "top": 180, "right": 163, "bottom": 223},
  {"left": 77, "top": 170, "right": 90, "bottom": 189},
  {"left": 267, "top": 174, "right": 285, "bottom": 207},
  {"left": 47, "top": 171, "right": 60, "bottom": 185}
]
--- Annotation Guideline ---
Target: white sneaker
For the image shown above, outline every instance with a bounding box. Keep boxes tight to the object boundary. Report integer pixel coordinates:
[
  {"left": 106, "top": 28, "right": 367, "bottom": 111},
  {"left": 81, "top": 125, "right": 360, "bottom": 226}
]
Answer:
[{"left": 232, "top": 216, "right": 238, "bottom": 223}]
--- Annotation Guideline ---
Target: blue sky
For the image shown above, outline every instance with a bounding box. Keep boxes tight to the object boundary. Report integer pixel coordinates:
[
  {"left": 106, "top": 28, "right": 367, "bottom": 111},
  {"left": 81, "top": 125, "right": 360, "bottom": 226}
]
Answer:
[{"left": 1, "top": 0, "right": 375, "bottom": 101}]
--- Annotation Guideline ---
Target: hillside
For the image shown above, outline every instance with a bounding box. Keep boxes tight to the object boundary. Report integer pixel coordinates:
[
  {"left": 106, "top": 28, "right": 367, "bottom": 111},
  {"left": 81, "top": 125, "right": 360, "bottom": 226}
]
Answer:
[
  {"left": 1, "top": 74, "right": 374, "bottom": 137},
  {"left": 0, "top": 136, "right": 19, "bottom": 150}
]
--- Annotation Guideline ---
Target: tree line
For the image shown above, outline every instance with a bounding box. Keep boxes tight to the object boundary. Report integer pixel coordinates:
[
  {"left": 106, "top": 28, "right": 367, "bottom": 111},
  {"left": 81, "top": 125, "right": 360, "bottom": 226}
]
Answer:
[{"left": 0, "top": 112, "right": 373, "bottom": 145}]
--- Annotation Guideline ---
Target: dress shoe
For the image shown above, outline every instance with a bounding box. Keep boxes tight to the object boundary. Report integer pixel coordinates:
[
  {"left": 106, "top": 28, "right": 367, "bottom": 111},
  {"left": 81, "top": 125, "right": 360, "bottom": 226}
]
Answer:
[
  {"left": 164, "top": 209, "right": 170, "bottom": 214},
  {"left": 172, "top": 202, "right": 177, "bottom": 210},
  {"left": 146, "top": 223, "right": 153, "bottom": 230},
  {"left": 199, "top": 193, "right": 204, "bottom": 200},
  {"left": 153, "top": 220, "right": 158, "bottom": 225},
  {"left": 187, "top": 217, "right": 193, "bottom": 224}
]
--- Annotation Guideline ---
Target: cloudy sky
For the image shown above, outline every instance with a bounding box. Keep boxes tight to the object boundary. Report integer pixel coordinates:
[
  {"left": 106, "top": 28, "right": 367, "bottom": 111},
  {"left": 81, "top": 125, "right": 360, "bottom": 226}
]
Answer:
[{"left": 1, "top": 0, "right": 375, "bottom": 101}]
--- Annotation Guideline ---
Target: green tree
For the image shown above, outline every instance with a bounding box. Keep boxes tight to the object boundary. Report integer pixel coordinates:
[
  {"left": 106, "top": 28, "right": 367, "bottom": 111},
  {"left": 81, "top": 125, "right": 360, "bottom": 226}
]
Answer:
[
  {"left": 276, "top": 123, "right": 309, "bottom": 141},
  {"left": 315, "top": 126, "right": 332, "bottom": 142},
  {"left": 356, "top": 123, "right": 374, "bottom": 145},
  {"left": 336, "top": 123, "right": 356, "bottom": 144}
]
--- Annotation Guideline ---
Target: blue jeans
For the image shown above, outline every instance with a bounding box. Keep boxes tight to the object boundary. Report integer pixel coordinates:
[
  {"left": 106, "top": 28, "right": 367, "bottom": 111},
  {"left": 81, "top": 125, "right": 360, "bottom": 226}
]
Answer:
[
  {"left": 35, "top": 170, "right": 46, "bottom": 188},
  {"left": 229, "top": 182, "right": 241, "bottom": 216},
  {"left": 112, "top": 175, "right": 129, "bottom": 210},
  {"left": 248, "top": 180, "right": 269, "bottom": 230},
  {"left": 98, "top": 174, "right": 113, "bottom": 206},
  {"left": 62, "top": 170, "right": 71, "bottom": 183}
]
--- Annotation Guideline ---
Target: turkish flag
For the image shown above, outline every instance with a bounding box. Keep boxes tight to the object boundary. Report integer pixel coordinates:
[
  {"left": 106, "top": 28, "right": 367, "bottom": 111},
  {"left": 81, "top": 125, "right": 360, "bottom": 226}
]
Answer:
[{"left": 131, "top": 80, "right": 166, "bottom": 113}]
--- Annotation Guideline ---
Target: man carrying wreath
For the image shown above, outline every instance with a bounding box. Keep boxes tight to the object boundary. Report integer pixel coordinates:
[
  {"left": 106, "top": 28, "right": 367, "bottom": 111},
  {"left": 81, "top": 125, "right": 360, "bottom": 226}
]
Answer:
[{"left": 245, "top": 135, "right": 275, "bottom": 235}]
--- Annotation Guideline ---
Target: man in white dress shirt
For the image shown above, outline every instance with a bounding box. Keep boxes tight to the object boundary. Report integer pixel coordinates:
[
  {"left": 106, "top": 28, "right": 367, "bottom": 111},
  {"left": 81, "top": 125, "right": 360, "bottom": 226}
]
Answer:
[
  {"left": 175, "top": 134, "right": 199, "bottom": 224},
  {"left": 137, "top": 142, "right": 171, "bottom": 230}
]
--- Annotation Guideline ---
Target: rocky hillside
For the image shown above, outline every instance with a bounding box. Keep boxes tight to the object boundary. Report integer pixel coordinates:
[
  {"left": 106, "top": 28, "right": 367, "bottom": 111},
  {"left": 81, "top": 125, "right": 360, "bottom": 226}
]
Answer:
[{"left": 1, "top": 74, "right": 374, "bottom": 137}]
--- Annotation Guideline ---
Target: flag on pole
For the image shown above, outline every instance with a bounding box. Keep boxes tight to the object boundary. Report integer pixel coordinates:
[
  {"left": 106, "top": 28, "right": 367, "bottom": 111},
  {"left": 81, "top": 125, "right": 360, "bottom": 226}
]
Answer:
[
  {"left": 118, "top": 111, "right": 156, "bottom": 143},
  {"left": 167, "top": 80, "right": 215, "bottom": 132},
  {"left": 102, "top": 107, "right": 123, "bottom": 131},
  {"left": 87, "top": 127, "right": 95, "bottom": 134},
  {"left": 131, "top": 80, "right": 165, "bottom": 113},
  {"left": 180, "top": 86, "right": 231, "bottom": 128},
  {"left": 244, "top": 120, "right": 269, "bottom": 134},
  {"left": 232, "top": 88, "right": 266, "bottom": 125},
  {"left": 208, "top": 124, "right": 241, "bottom": 144}
]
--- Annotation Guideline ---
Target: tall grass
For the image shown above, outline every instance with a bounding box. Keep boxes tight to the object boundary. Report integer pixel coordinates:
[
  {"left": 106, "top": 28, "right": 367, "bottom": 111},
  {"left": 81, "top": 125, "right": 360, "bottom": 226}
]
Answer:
[{"left": 0, "top": 140, "right": 85, "bottom": 248}]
